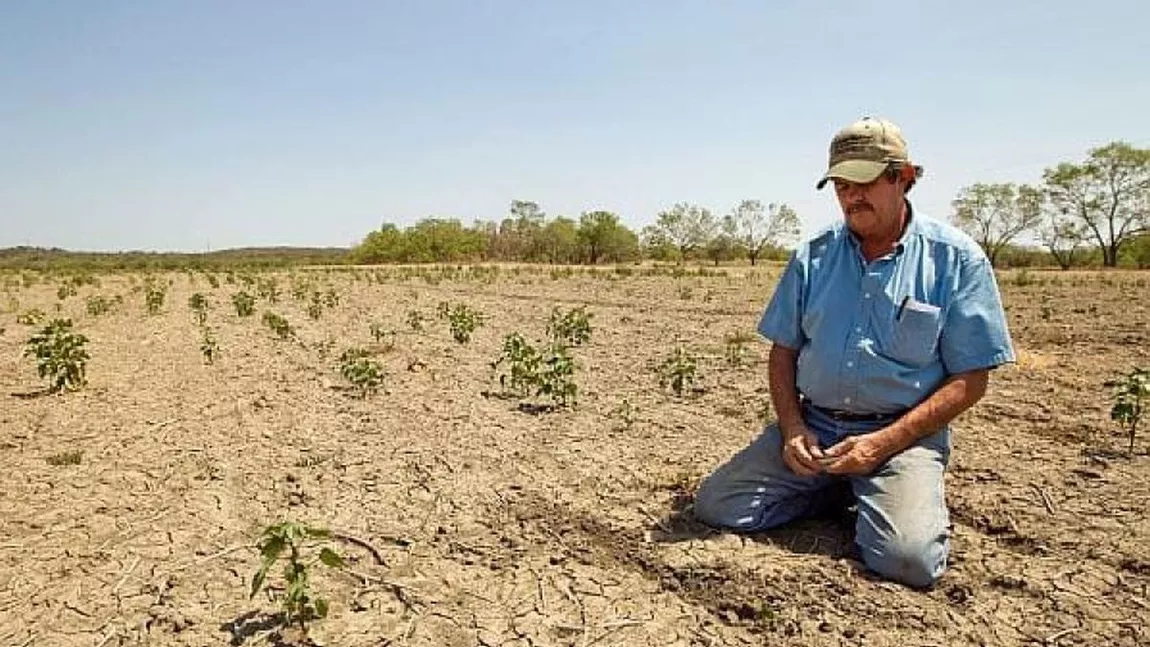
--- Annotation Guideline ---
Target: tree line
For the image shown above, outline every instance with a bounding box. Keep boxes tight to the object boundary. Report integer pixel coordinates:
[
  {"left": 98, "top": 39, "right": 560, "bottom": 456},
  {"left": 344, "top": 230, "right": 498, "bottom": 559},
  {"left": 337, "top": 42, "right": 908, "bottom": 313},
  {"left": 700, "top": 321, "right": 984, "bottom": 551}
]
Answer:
[
  {"left": 350, "top": 199, "right": 801, "bottom": 266},
  {"left": 951, "top": 141, "right": 1150, "bottom": 268}
]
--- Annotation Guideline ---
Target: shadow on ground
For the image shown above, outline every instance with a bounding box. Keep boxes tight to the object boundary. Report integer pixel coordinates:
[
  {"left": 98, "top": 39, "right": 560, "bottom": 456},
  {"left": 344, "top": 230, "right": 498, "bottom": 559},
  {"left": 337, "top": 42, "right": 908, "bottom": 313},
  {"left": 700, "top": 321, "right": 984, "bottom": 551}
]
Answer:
[
  {"left": 219, "top": 610, "right": 296, "bottom": 647},
  {"left": 647, "top": 486, "right": 856, "bottom": 561}
]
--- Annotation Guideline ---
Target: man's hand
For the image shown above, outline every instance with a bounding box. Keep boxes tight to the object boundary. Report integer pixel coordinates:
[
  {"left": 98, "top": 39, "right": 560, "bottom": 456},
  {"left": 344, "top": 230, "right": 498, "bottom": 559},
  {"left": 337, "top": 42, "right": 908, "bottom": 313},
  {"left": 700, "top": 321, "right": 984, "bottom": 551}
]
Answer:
[
  {"left": 781, "top": 425, "right": 826, "bottom": 477},
  {"left": 820, "top": 433, "right": 891, "bottom": 476}
]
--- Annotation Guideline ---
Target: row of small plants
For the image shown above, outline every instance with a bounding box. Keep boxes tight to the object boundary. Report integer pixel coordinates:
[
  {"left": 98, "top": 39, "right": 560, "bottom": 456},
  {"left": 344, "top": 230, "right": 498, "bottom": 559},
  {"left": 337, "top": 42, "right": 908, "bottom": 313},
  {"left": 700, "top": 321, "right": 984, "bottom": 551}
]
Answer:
[
  {"left": 15, "top": 285, "right": 1150, "bottom": 440},
  {"left": 18, "top": 310, "right": 1150, "bottom": 456}
]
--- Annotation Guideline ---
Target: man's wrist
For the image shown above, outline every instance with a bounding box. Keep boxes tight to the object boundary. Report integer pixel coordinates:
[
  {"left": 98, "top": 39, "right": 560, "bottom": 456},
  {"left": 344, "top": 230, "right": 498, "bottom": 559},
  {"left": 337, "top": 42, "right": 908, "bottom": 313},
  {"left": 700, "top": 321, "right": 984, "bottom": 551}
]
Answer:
[
  {"left": 870, "top": 422, "right": 915, "bottom": 458},
  {"left": 778, "top": 416, "right": 806, "bottom": 439}
]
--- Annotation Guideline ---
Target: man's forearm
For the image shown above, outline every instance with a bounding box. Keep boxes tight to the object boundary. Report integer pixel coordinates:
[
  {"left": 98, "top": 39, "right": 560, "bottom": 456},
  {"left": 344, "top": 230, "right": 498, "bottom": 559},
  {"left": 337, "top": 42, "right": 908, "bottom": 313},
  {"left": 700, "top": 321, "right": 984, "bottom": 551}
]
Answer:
[
  {"left": 768, "top": 343, "right": 804, "bottom": 437},
  {"left": 874, "top": 369, "right": 990, "bottom": 457}
]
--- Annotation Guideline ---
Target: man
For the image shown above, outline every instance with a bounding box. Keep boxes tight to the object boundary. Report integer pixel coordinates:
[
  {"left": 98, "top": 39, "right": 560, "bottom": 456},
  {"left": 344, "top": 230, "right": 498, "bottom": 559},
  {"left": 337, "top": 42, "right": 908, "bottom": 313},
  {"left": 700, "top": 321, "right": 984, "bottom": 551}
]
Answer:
[{"left": 693, "top": 116, "right": 1014, "bottom": 589}]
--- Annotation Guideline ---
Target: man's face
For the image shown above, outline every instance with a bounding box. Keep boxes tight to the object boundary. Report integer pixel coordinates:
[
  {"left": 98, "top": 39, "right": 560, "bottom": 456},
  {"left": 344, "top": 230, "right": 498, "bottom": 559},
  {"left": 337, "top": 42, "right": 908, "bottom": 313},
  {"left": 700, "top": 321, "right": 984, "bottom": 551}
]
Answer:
[{"left": 833, "top": 170, "right": 906, "bottom": 238}]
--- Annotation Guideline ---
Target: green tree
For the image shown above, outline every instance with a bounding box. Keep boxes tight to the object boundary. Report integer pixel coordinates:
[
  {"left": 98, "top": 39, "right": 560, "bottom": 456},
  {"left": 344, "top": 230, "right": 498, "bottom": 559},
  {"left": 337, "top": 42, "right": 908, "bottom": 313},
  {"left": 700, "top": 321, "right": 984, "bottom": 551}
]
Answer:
[
  {"left": 729, "top": 200, "right": 801, "bottom": 265},
  {"left": 352, "top": 223, "right": 406, "bottom": 264},
  {"left": 951, "top": 183, "right": 1045, "bottom": 267},
  {"left": 703, "top": 216, "right": 740, "bottom": 265},
  {"left": 1124, "top": 232, "right": 1150, "bottom": 269},
  {"left": 647, "top": 203, "right": 715, "bottom": 262},
  {"left": 511, "top": 200, "right": 547, "bottom": 262},
  {"left": 1039, "top": 208, "right": 1090, "bottom": 270},
  {"left": 539, "top": 217, "right": 581, "bottom": 264},
  {"left": 405, "top": 218, "right": 486, "bottom": 262},
  {"left": 1043, "top": 142, "right": 1150, "bottom": 267},
  {"left": 577, "top": 211, "right": 639, "bottom": 264}
]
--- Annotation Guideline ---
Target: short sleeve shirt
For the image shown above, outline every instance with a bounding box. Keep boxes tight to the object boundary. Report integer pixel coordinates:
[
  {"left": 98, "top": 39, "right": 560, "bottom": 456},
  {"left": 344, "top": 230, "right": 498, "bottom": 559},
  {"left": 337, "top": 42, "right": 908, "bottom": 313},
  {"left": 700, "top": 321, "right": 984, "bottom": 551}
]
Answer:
[{"left": 757, "top": 203, "right": 1015, "bottom": 415}]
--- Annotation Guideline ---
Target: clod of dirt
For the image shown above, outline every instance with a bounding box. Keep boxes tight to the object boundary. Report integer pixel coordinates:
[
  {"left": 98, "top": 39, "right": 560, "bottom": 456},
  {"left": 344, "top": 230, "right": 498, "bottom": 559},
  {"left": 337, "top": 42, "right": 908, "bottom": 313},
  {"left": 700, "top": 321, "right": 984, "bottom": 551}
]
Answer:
[
  {"left": 147, "top": 605, "right": 195, "bottom": 633},
  {"left": 1119, "top": 557, "right": 1150, "bottom": 575},
  {"left": 988, "top": 573, "right": 1028, "bottom": 590}
]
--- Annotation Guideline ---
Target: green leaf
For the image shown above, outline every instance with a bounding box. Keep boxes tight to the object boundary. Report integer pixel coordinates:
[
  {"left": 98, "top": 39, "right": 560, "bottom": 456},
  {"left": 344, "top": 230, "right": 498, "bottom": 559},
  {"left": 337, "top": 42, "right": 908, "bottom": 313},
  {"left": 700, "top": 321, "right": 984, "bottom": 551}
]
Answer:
[
  {"left": 286, "top": 573, "right": 308, "bottom": 602},
  {"left": 314, "top": 597, "right": 329, "bottom": 618},
  {"left": 250, "top": 565, "right": 269, "bottom": 599},
  {"left": 318, "top": 547, "right": 344, "bottom": 568},
  {"left": 305, "top": 526, "right": 331, "bottom": 539},
  {"left": 260, "top": 535, "right": 286, "bottom": 563}
]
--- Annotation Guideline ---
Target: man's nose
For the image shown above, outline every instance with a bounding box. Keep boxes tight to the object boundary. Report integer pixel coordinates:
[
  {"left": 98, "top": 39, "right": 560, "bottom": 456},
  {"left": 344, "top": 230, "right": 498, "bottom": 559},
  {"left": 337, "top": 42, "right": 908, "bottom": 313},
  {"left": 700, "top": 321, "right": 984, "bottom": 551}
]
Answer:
[{"left": 842, "top": 183, "right": 867, "bottom": 200}]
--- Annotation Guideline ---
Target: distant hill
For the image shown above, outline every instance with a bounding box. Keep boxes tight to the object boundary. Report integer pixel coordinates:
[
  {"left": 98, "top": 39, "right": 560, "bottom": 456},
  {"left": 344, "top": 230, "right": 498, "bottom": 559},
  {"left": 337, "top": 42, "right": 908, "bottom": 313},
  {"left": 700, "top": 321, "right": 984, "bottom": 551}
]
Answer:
[{"left": 0, "top": 246, "right": 351, "bottom": 271}]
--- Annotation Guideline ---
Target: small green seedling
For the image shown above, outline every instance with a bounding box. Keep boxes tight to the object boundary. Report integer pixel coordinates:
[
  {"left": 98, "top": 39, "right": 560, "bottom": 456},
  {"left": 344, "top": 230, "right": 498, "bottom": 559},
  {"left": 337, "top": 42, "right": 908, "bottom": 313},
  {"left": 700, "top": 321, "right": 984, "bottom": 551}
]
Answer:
[
  {"left": 201, "top": 328, "right": 219, "bottom": 364},
  {"left": 1108, "top": 368, "right": 1149, "bottom": 455},
  {"left": 491, "top": 333, "right": 578, "bottom": 408},
  {"left": 257, "top": 277, "right": 280, "bottom": 304},
  {"left": 658, "top": 346, "right": 699, "bottom": 397},
  {"left": 232, "top": 291, "right": 256, "bottom": 317},
  {"left": 306, "top": 292, "right": 324, "bottom": 321},
  {"left": 313, "top": 337, "right": 336, "bottom": 361},
  {"left": 290, "top": 279, "right": 312, "bottom": 302},
  {"left": 537, "top": 344, "right": 577, "bottom": 407},
  {"left": 339, "top": 348, "right": 384, "bottom": 397},
  {"left": 546, "top": 306, "right": 593, "bottom": 347},
  {"left": 86, "top": 296, "right": 113, "bottom": 317},
  {"left": 724, "top": 331, "right": 756, "bottom": 366},
  {"left": 406, "top": 309, "right": 427, "bottom": 332},
  {"left": 250, "top": 522, "right": 345, "bottom": 637},
  {"left": 493, "top": 332, "right": 542, "bottom": 396},
  {"left": 189, "top": 293, "right": 210, "bottom": 326},
  {"left": 610, "top": 399, "right": 636, "bottom": 431},
  {"left": 262, "top": 312, "right": 295, "bottom": 340},
  {"left": 16, "top": 309, "right": 45, "bottom": 326},
  {"left": 439, "top": 302, "right": 485, "bottom": 344},
  {"left": 144, "top": 281, "right": 166, "bottom": 315},
  {"left": 24, "top": 319, "right": 90, "bottom": 392},
  {"left": 369, "top": 322, "right": 394, "bottom": 347}
]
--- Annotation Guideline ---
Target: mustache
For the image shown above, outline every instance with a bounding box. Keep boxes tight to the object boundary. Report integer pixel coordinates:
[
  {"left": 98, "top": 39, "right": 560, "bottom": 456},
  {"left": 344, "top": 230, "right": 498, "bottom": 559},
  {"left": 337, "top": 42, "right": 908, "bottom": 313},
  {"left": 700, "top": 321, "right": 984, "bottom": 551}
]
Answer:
[{"left": 846, "top": 203, "right": 873, "bottom": 215}]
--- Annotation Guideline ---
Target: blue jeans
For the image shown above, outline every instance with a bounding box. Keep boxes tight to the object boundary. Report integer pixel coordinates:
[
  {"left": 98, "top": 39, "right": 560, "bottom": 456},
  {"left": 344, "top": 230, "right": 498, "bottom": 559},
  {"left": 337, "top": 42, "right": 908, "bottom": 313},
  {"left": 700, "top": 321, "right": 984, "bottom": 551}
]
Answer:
[{"left": 694, "top": 410, "right": 951, "bottom": 589}]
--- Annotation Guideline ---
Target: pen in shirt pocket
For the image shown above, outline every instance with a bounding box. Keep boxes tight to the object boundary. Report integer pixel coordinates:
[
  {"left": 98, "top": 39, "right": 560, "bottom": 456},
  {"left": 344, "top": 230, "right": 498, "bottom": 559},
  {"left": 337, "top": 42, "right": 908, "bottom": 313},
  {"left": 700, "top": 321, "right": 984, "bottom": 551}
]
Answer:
[{"left": 896, "top": 295, "right": 910, "bottom": 321}]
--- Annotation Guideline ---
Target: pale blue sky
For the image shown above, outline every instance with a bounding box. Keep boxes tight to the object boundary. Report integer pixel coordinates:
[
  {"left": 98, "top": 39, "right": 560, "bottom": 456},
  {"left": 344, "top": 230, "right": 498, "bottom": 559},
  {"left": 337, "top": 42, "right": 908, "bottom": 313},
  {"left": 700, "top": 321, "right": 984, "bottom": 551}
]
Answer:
[{"left": 1, "top": 1, "right": 1147, "bottom": 252}]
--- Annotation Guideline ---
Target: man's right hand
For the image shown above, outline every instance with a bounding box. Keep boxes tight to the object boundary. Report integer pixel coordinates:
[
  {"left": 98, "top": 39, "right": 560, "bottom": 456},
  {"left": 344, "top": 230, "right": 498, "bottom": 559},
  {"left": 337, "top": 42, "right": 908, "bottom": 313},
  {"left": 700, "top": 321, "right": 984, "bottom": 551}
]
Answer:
[{"left": 781, "top": 425, "right": 826, "bottom": 477}]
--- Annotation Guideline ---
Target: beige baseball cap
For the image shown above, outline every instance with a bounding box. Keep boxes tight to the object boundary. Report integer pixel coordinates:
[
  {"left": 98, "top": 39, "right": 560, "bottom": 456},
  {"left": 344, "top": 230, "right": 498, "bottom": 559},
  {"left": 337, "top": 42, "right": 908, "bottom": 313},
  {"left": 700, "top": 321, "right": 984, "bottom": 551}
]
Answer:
[{"left": 816, "top": 117, "right": 913, "bottom": 189}]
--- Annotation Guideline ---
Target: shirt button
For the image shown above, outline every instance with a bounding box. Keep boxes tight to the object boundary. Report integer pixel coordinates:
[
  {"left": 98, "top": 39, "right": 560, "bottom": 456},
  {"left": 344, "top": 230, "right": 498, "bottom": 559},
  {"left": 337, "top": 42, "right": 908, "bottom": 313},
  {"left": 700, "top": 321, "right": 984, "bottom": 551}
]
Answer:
[
  {"left": 847, "top": 361, "right": 854, "bottom": 368},
  {"left": 844, "top": 397, "right": 852, "bottom": 404},
  {"left": 864, "top": 293, "right": 871, "bottom": 299},
  {"left": 855, "top": 326, "right": 862, "bottom": 333}
]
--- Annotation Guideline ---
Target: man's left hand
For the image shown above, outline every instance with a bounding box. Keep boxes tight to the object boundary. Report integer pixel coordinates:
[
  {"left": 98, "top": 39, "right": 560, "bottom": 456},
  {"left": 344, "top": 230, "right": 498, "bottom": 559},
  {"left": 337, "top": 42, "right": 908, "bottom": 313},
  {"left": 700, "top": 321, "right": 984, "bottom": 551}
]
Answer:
[{"left": 819, "top": 433, "right": 891, "bottom": 475}]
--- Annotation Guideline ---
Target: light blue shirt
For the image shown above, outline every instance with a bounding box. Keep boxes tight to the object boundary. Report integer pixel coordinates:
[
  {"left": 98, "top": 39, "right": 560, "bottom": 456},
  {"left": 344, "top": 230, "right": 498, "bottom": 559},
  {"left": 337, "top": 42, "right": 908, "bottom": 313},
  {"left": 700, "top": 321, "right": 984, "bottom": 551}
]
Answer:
[{"left": 758, "top": 202, "right": 1015, "bottom": 415}]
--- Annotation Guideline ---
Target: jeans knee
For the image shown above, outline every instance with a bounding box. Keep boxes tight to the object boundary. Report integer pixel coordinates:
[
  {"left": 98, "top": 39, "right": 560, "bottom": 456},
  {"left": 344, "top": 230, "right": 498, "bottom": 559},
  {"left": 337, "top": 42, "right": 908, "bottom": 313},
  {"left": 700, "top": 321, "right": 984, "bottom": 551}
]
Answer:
[{"left": 862, "top": 535, "right": 947, "bottom": 589}]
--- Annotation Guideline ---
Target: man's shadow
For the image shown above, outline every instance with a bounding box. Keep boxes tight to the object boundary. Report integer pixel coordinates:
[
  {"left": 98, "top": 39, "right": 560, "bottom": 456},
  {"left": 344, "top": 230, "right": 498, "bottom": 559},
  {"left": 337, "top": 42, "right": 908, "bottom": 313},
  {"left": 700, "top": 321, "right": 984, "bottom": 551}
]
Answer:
[{"left": 648, "top": 486, "right": 857, "bottom": 560}]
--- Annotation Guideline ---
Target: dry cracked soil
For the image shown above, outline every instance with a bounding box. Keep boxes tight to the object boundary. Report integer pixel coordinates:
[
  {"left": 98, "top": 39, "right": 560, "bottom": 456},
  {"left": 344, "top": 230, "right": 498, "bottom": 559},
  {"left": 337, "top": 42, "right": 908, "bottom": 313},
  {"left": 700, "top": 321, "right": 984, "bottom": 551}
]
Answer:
[{"left": 1, "top": 265, "right": 1147, "bottom": 646}]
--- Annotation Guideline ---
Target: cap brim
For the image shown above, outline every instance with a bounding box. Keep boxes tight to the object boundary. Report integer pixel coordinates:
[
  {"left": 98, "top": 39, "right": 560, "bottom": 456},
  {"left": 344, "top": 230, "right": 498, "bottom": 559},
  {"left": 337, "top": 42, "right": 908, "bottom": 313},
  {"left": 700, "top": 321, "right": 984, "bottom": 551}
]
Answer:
[{"left": 815, "top": 159, "right": 887, "bottom": 189}]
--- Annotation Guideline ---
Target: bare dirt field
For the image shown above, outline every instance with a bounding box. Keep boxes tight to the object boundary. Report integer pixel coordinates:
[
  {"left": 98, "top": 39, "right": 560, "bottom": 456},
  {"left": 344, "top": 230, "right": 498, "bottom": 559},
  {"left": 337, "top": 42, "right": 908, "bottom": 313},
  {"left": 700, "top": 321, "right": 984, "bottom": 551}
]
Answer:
[{"left": 1, "top": 265, "right": 1148, "bottom": 646}]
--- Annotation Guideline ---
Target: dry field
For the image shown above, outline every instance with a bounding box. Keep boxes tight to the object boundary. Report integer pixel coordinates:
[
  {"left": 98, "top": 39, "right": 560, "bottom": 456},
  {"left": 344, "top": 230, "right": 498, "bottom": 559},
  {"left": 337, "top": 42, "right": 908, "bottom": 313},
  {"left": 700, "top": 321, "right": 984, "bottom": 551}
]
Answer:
[{"left": 1, "top": 265, "right": 1148, "bottom": 647}]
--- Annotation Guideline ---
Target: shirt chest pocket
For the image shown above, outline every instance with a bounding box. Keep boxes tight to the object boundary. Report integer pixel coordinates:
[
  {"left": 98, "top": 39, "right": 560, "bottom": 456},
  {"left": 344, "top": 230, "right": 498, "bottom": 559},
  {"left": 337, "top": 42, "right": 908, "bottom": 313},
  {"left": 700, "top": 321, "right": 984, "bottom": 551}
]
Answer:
[{"left": 882, "top": 299, "right": 943, "bottom": 367}]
